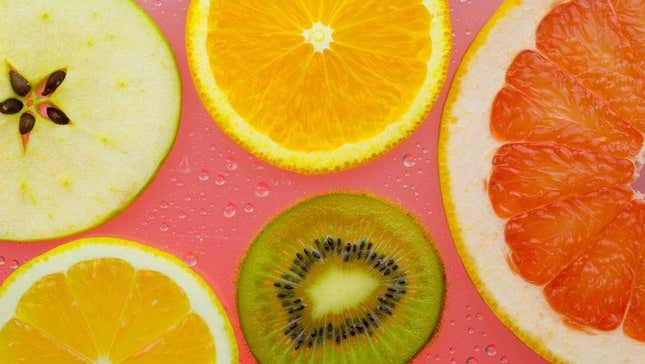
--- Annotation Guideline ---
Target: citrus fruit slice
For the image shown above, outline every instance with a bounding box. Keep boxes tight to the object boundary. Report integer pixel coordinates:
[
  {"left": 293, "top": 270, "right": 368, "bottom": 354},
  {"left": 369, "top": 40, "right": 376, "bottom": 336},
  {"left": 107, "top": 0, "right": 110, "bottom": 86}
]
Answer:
[
  {"left": 440, "top": 0, "right": 644, "bottom": 362},
  {"left": 0, "top": 0, "right": 180, "bottom": 241},
  {"left": 237, "top": 193, "right": 445, "bottom": 363},
  {"left": 186, "top": 0, "right": 451, "bottom": 173},
  {"left": 0, "top": 237, "right": 238, "bottom": 363}
]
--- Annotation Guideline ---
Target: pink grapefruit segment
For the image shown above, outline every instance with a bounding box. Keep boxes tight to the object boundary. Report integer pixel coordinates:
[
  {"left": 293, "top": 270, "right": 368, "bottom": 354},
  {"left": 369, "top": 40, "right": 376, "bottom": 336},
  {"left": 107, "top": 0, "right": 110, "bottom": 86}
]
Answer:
[
  {"left": 544, "top": 201, "right": 644, "bottom": 331},
  {"left": 491, "top": 50, "right": 642, "bottom": 158},
  {"left": 536, "top": 0, "right": 644, "bottom": 132},
  {"left": 504, "top": 187, "right": 632, "bottom": 285},
  {"left": 489, "top": 143, "right": 634, "bottom": 218}
]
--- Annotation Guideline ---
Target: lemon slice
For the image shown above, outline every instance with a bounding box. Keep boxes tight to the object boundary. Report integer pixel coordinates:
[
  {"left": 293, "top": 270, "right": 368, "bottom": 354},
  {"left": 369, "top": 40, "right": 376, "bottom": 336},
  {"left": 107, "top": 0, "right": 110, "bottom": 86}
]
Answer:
[{"left": 0, "top": 237, "right": 238, "bottom": 363}]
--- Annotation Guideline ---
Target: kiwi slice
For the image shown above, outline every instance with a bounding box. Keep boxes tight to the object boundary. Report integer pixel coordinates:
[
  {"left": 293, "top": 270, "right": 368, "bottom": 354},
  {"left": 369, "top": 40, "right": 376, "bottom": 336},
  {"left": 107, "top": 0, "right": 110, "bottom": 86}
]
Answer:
[{"left": 237, "top": 193, "right": 445, "bottom": 363}]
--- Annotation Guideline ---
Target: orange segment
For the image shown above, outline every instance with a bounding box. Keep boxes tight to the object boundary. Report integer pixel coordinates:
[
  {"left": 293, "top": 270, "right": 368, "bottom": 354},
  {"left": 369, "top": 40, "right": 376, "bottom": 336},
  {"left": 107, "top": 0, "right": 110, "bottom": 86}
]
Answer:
[
  {"left": 14, "top": 273, "right": 97, "bottom": 360},
  {"left": 612, "top": 0, "right": 645, "bottom": 61},
  {"left": 489, "top": 143, "right": 634, "bottom": 218},
  {"left": 0, "top": 319, "right": 88, "bottom": 364},
  {"left": 122, "top": 314, "right": 215, "bottom": 364},
  {"left": 544, "top": 201, "right": 644, "bottom": 331},
  {"left": 66, "top": 258, "right": 135, "bottom": 355},
  {"left": 109, "top": 270, "right": 191, "bottom": 362},
  {"left": 536, "top": 0, "right": 645, "bottom": 132},
  {"left": 490, "top": 50, "right": 642, "bottom": 158},
  {"left": 505, "top": 186, "right": 632, "bottom": 285}
]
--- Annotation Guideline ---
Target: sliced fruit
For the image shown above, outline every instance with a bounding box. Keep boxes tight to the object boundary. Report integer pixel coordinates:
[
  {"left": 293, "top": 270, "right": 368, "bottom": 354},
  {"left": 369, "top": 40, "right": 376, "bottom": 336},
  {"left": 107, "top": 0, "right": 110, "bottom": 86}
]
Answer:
[
  {"left": 490, "top": 50, "right": 642, "bottom": 157},
  {"left": 489, "top": 143, "right": 635, "bottom": 218},
  {"left": 0, "top": 237, "right": 238, "bottom": 363},
  {"left": 0, "top": 0, "right": 180, "bottom": 241},
  {"left": 237, "top": 193, "right": 445, "bottom": 363},
  {"left": 440, "top": 0, "right": 645, "bottom": 362},
  {"left": 186, "top": 0, "right": 451, "bottom": 173},
  {"left": 545, "top": 201, "right": 644, "bottom": 331},
  {"left": 536, "top": 0, "right": 644, "bottom": 132},
  {"left": 505, "top": 186, "right": 633, "bottom": 285}
]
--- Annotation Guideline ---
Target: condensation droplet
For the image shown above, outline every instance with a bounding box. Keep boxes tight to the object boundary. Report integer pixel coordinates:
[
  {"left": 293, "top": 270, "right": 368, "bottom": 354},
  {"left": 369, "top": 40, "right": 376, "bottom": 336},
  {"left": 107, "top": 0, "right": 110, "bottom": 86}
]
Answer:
[
  {"left": 244, "top": 202, "right": 255, "bottom": 213},
  {"left": 160, "top": 200, "right": 169, "bottom": 209},
  {"left": 177, "top": 156, "right": 191, "bottom": 174},
  {"left": 466, "top": 313, "right": 472, "bottom": 320},
  {"left": 225, "top": 158, "right": 238, "bottom": 171},
  {"left": 466, "top": 357, "right": 479, "bottom": 364},
  {"left": 476, "top": 313, "right": 484, "bottom": 320},
  {"left": 434, "top": 354, "right": 441, "bottom": 361},
  {"left": 214, "top": 174, "right": 226, "bottom": 186},
  {"left": 0, "top": 256, "right": 5, "bottom": 265},
  {"left": 468, "top": 327, "right": 475, "bottom": 334},
  {"left": 449, "top": 320, "right": 456, "bottom": 326},
  {"left": 10, "top": 259, "right": 19, "bottom": 270},
  {"left": 223, "top": 203, "right": 237, "bottom": 218},
  {"left": 474, "top": 345, "right": 480, "bottom": 352},
  {"left": 255, "top": 182, "right": 270, "bottom": 198},
  {"left": 500, "top": 355, "right": 509, "bottom": 364},
  {"left": 184, "top": 252, "right": 197, "bottom": 267},
  {"left": 160, "top": 222, "right": 170, "bottom": 232},
  {"left": 402, "top": 153, "right": 416, "bottom": 167},
  {"left": 198, "top": 170, "right": 210, "bottom": 181},
  {"left": 449, "top": 347, "right": 455, "bottom": 354},
  {"left": 450, "top": 358, "right": 456, "bottom": 364},
  {"left": 485, "top": 345, "right": 497, "bottom": 356},
  {"left": 178, "top": 210, "right": 188, "bottom": 220}
]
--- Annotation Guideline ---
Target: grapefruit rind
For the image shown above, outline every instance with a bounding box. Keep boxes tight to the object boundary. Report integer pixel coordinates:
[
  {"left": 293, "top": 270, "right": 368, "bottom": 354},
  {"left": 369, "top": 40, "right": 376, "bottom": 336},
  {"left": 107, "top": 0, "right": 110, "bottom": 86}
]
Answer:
[
  {"left": 439, "top": 1, "right": 644, "bottom": 363},
  {"left": 185, "top": 0, "right": 451, "bottom": 174},
  {"left": 0, "top": 237, "right": 238, "bottom": 364}
]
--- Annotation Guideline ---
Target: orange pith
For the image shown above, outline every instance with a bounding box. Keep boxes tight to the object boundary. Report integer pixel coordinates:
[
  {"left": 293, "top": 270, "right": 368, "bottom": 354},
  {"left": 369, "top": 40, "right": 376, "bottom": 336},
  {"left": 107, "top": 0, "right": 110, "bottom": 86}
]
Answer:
[
  {"left": 205, "top": 1, "right": 431, "bottom": 152},
  {"left": 0, "top": 258, "right": 215, "bottom": 363},
  {"left": 488, "top": 0, "right": 644, "bottom": 341}
]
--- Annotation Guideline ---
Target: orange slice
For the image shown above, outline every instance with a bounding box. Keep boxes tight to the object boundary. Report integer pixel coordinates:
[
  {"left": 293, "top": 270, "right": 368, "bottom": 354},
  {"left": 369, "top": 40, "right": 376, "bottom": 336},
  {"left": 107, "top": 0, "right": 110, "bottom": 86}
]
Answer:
[
  {"left": 186, "top": 0, "right": 451, "bottom": 173},
  {"left": 440, "top": 0, "right": 644, "bottom": 362},
  {"left": 0, "top": 238, "right": 237, "bottom": 363}
]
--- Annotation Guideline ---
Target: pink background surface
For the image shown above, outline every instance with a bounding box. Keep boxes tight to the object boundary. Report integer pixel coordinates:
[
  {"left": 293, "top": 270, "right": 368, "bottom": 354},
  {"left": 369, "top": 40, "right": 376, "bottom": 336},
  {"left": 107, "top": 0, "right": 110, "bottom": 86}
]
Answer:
[{"left": 0, "top": 1, "right": 550, "bottom": 363}]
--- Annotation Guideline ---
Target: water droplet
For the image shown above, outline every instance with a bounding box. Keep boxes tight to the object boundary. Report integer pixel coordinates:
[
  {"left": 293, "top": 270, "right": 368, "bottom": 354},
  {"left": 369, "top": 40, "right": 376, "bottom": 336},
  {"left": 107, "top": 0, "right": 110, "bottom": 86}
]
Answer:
[
  {"left": 184, "top": 252, "right": 197, "bottom": 267},
  {"left": 499, "top": 355, "right": 508, "bottom": 364},
  {"left": 402, "top": 153, "right": 416, "bottom": 167},
  {"left": 485, "top": 345, "right": 497, "bottom": 356},
  {"left": 466, "top": 305, "right": 472, "bottom": 310},
  {"left": 434, "top": 354, "right": 441, "bottom": 361},
  {"left": 225, "top": 158, "right": 238, "bottom": 171},
  {"left": 243, "top": 202, "right": 255, "bottom": 213},
  {"left": 199, "top": 208, "right": 208, "bottom": 216},
  {"left": 178, "top": 210, "right": 188, "bottom": 220},
  {"left": 449, "top": 320, "right": 456, "bottom": 326},
  {"left": 473, "top": 345, "right": 480, "bottom": 352},
  {"left": 223, "top": 203, "right": 237, "bottom": 218},
  {"left": 466, "top": 313, "right": 472, "bottom": 320},
  {"left": 255, "top": 182, "right": 270, "bottom": 198},
  {"left": 0, "top": 256, "right": 5, "bottom": 265},
  {"left": 449, "top": 347, "right": 455, "bottom": 354},
  {"left": 10, "top": 259, "right": 19, "bottom": 269},
  {"left": 198, "top": 170, "right": 210, "bottom": 181},
  {"left": 160, "top": 222, "right": 170, "bottom": 232},
  {"left": 468, "top": 327, "right": 475, "bottom": 335},
  {"left": 214, "top": 174, "right": 226, "bottom": 186},
  {"left": 450, "top": 358, "right": 456, "bottom": 364},
  {"left": 476, "top": 313, "right": 484, "bottom": 321},
  {"left": 177, "top": 156, "right": 191, "bottom": 174},
  {"left": 466, "top": 357, "right": 478, "bottom": 364},
  {"left": 160, "top": 200, "right": 169, "bottom": 209}
]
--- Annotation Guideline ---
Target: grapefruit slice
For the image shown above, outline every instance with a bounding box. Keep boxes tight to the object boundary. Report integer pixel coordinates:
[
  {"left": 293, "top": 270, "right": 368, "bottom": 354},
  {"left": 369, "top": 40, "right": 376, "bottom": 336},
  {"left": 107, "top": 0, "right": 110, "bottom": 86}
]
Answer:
[
  {"left": 0, "top": 237, "right": 238, "bottom": 363},
  {"left": 186, "top": 0, "right": 451, "bottom": 173},
  {"left": 440, "top": 0, "right": 644, "bottom": 362},
  {"left": 0, "top": 0, "right": 180, "bottom": 241}
]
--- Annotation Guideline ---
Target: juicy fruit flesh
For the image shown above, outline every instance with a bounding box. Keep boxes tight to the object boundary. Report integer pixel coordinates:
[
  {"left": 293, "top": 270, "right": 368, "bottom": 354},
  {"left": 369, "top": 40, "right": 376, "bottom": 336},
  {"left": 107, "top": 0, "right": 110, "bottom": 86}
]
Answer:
[
  {"left": 0, "top": 0, "right": 180, "bottom": 241},
  {"left": 0, "top": 258, "right": 215, "bottom": 363},
  {"left": 206, "top": 1, "right": 431, "bottom": 152},
  {"left": 488, "top": 0, "right": 644, "bottom": 341},
  {"left": 237, "top": 194, "right": 445, "bottom": 364},
  {"left": 305, "top": 266, "right": 380, "bottom": 319}
]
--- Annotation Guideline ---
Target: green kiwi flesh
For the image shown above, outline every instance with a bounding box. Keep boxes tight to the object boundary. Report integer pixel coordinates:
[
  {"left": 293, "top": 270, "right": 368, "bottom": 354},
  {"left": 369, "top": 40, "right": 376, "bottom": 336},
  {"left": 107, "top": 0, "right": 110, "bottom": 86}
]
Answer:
[{"left": 237, "top": 193, "right": 445, "bottom": 364}]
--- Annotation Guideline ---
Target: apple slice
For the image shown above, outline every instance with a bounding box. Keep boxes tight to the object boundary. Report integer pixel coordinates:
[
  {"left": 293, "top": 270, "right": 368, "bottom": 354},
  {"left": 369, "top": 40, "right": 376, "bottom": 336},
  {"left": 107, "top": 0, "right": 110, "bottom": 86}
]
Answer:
[{"left": 0, "top": 0, "right": 180, "bottom": 241}]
